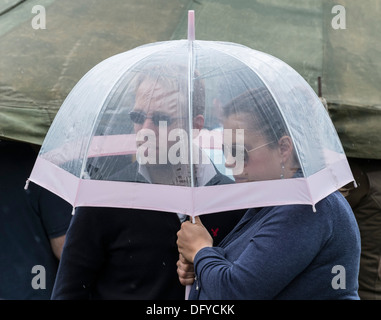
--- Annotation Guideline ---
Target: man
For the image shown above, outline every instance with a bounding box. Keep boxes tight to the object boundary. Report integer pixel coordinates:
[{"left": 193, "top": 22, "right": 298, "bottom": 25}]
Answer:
[
  {"left": 0, "top": 139, "right": 72, "bottom": 299},
  {"left": 341, "top": 158, "right": 381, "bottom": 300},
  {"left": 52, "top": 63, "right": 244, "bottom": 299}
]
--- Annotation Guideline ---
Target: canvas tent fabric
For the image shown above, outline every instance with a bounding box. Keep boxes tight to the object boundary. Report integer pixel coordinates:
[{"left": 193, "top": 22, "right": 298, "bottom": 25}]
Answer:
[
  {"left": 0, "top": 0, "right": 186, "bottom": 145},
  {"left": 1, "top": 0, "right": 380, "bottom": 158}
]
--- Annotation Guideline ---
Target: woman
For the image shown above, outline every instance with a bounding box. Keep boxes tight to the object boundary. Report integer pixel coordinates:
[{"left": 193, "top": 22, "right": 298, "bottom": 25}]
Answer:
[{"left": 177, "top": 88, "right": 361, "bottom": 300}]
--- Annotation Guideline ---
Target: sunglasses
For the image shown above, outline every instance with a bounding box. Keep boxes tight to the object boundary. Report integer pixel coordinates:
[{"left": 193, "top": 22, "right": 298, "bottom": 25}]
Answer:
[
  {"left": 129, "top": 110, "right": 184, "bottom": 127},
  {"left": 223, "top": 141, "right": 275, "bottom": 164}
]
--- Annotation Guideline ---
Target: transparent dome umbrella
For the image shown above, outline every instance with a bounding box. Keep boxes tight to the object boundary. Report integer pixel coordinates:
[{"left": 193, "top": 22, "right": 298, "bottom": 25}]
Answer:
[{"left": 27, "top": 11, "right": 354, "bottom": 217}]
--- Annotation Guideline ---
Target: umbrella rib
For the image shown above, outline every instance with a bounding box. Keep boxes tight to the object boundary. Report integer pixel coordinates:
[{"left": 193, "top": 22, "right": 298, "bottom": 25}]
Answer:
[{"left": 187, "top": 38, "right": 195, "bottom": 190}]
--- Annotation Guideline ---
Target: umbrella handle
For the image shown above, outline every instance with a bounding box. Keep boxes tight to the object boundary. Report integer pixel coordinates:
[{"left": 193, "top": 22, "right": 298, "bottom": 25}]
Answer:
[
  {"left": 185, "top": 215, "right": 196, "bottom": 300},
  {"left": 185, "top": 284, "right": 191, "bottom": 300}
]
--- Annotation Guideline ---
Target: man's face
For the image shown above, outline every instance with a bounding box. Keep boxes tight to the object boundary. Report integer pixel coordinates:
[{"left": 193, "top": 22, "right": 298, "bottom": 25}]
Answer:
[
  {"left": 131, "top": 79, "right": 188, "bottom": 164},
  {"left": 132, "top": 79, "right": 186, "bottom": 134}
]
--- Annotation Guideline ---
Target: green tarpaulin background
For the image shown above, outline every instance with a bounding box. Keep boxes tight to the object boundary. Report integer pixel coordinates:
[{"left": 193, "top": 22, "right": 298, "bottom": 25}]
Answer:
[{"left": 1, "top": 0, "right": 380, "bottom": 158}]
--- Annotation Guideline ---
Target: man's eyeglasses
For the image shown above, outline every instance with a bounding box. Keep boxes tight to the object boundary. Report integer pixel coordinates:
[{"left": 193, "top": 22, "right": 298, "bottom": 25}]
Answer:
[
  {"left": 129, "top": 110, "right": 183, "bottom": 126},
  {"left": 223, "top": 141, "right": 275, "bottom": 164}
]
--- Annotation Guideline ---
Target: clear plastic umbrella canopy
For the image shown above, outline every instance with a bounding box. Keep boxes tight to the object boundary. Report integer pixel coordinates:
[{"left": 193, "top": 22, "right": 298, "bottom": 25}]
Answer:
[{"left": 28, "top": 13, "right": 354, "bottom": 216}]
